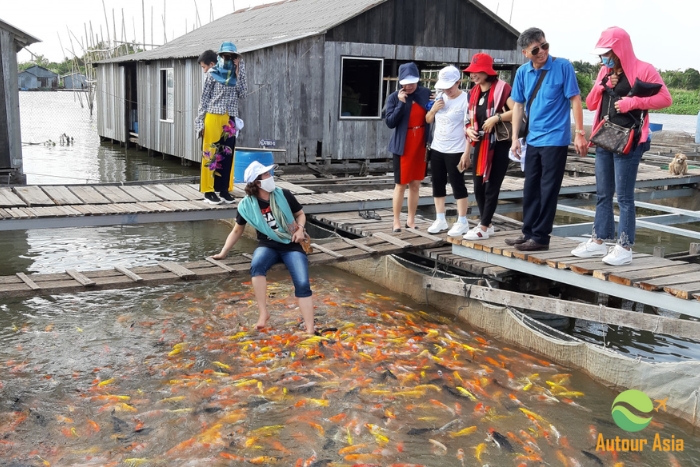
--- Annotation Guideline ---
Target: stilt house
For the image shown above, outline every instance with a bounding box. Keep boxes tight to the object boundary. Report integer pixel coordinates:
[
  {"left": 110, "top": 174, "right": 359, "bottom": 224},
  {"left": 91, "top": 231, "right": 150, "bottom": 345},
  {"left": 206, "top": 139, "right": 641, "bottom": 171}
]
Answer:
[{"left": 96, "top": 0, "right": 523, "bottom": 167}]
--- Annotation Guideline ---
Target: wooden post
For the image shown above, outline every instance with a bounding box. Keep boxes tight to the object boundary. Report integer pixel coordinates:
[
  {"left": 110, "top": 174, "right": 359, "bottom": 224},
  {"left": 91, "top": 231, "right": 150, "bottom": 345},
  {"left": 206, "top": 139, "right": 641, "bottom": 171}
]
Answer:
[
  {"left": 690, "top": 243, "right": 700, "bottom": 255},
  {"left": 653, "top": 246, "right": 665, "bottom": 258}
]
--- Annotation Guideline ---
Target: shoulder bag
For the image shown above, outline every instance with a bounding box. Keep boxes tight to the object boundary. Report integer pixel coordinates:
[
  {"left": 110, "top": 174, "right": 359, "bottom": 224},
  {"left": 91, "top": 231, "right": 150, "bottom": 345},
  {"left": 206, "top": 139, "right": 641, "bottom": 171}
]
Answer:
[
  {"left": 589, "top": 77, "right": 645, "bottom": 155},
  {"left": 518, "top": 57, "right": 555, "bottom": 140},
  {"left": 495, "top": 109, "right": 512, "bottom": 142}
]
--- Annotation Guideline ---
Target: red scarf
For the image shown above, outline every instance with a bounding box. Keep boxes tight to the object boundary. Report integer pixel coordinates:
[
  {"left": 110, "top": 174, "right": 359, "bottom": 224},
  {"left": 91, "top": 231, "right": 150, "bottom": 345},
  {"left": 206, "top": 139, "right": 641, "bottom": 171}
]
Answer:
[{"left": 468, "top": 80, "right": 509, "bottom": 182}]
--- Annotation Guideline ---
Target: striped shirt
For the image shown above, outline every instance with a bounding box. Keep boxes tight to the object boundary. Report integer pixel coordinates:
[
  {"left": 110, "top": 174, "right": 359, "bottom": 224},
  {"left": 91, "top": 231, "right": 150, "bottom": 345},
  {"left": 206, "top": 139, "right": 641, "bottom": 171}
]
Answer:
[{"left": 195, "top": 60, "right": 248, "bottom": 132}]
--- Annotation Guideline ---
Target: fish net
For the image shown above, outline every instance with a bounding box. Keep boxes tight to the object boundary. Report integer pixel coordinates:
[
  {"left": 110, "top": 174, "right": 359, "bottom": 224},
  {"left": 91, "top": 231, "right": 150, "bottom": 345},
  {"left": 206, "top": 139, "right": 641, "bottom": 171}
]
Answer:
[{"left": 335, "top": 254, "right": 700, "bottom": 428}]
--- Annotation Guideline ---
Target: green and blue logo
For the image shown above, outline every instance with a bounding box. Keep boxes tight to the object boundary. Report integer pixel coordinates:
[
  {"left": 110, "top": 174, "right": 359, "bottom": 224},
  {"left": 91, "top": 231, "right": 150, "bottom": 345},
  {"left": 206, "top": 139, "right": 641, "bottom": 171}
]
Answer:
[{"left": 611, "top": 389, "right": 654, "bottom": 432}]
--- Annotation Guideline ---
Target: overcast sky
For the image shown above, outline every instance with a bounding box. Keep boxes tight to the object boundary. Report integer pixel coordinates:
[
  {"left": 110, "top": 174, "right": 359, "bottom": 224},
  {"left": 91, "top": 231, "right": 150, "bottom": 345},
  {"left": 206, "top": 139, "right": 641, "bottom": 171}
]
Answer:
[{"left": 3, "top": 0, "right": 697, "bottom": 71}]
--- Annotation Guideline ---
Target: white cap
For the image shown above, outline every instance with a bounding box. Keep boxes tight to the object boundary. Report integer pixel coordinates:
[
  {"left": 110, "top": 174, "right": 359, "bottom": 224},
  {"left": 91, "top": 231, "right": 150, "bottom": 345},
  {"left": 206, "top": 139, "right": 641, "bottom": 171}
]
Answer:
[
  {"left": 399, "top": 75, "right": 420, "bottom": 85},
  {"left": 244, "top": 160, "right": 277, "bottom": 183},
  {"left": 592, "top": 47, "right": 612, "bottom": 55},
  {"left": 435, "top": 65, "right": 461, "bottom": 90}
]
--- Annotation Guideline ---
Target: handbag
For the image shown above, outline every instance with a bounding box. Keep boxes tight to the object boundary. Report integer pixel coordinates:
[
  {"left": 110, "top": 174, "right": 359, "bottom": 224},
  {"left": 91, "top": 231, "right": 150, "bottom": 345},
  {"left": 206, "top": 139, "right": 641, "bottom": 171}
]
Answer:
[
  {"left": 495, "top": 116, "right": 512, "bottom": 142},
  {"left": 300, "top": 231, "right": 313, "bottom": 255},
  {"left": 589, "top": 116, "right": 636, "bottom": 154},
  {"left": 518, "top": 58, "right": 554, "bottom": 140}
]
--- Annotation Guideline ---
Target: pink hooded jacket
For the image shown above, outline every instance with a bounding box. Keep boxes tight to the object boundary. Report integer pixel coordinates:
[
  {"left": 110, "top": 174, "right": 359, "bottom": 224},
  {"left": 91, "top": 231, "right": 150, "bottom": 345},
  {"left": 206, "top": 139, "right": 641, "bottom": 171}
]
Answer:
[{"left": 586, "top": 27, "right": 672, "bottom": 143}]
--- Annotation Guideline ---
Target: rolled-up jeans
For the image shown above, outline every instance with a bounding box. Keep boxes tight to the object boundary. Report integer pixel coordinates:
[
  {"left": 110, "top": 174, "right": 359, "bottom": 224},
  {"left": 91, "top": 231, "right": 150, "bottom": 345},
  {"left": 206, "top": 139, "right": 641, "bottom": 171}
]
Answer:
[
  {"left": 249, "top": 246, "right": 312, "bottom": 298},
  {"left": 592, "top": 140, "right": 651, "bottom": 248}
]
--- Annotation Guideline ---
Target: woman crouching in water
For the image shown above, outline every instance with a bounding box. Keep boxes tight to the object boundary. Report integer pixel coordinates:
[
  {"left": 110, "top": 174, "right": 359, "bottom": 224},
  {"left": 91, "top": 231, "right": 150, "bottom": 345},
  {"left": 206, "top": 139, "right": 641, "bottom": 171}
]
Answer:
[{"left": 212, "top": 161, "right": 315, "bottom": 334}]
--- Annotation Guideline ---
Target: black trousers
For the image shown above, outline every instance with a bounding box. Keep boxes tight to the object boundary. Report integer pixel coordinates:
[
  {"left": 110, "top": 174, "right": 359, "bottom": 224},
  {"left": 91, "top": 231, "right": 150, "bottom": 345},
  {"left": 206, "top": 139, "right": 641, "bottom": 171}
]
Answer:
[
  {"left": 430, "top": 149, "right": 469, "bottom": 199},
  {"left": 472, "top": 141, "right": 510, "bottom": 226},
  {"left": 521, "top": 145, "right": 568, "bottom": 245},
  {"left": 214, "top": 135, "right": 236, "bottom": 193}
]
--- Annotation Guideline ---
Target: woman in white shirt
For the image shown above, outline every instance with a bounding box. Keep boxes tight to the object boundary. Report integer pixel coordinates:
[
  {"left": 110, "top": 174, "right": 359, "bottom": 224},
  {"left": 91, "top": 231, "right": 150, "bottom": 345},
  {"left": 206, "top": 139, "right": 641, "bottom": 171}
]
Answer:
[{"left": 425, "top": 65, "right": 470, "bottom": 237}]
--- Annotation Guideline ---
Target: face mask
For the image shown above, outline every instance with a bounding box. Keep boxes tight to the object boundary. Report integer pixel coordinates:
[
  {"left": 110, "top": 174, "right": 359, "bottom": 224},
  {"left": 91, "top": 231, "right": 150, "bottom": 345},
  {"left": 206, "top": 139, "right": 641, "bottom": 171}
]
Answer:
[
  {"left": 260, "top": 177, "right": 275, "bottom": 192},
  {"left": 601, "top": 56, "right": 615, "bottom": 69},
  {"left": 218, "top": 56, "right": 233, "bottom": 70}
]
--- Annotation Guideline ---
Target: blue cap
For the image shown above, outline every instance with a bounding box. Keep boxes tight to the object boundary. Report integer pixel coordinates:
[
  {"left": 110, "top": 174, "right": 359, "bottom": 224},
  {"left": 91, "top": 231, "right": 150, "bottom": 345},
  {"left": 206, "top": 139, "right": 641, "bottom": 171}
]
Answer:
[{"left": 218, "top": 41, "right": 238, "bottom": 55}]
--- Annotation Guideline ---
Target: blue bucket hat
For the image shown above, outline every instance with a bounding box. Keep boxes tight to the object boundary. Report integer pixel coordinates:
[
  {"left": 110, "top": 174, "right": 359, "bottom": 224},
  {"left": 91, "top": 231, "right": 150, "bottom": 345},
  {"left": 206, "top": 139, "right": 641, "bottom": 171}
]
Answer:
[{"left": 218, "top": 41, "right": 238, "bottom": 55}]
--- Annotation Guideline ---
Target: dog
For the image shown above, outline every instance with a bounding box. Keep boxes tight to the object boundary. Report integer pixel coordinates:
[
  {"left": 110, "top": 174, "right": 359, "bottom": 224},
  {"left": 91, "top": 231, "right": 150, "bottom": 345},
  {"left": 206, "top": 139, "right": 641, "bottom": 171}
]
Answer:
[{"left": 669, "top": 153, "right": 688, "bottom": 176}]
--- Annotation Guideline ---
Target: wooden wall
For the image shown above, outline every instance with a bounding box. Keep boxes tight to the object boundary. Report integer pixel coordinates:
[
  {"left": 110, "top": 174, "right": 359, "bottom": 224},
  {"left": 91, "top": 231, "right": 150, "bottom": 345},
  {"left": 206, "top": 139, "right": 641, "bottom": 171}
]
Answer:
[
  {"left": 96, "top": 63, "right": 125, "bottom": 143},
  {"left": 237, "top": 36, "right": 326, "bottom": 164},
  {"left": 0, "top": 29, "right": 17, "bottom": 169},
  {"left": 325, "top": 0, "right": 518, "bottom": 50}
]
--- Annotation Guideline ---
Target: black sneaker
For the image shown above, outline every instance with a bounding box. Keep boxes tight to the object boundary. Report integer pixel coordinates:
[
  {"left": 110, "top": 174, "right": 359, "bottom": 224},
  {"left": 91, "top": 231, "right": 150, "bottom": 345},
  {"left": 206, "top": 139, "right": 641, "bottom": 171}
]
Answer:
[
  {"left": 203, "top": 192, "right": 222, "bottom": 205},
  {"left": 219, "top": 192, "right": 235, "bottom": 204}
]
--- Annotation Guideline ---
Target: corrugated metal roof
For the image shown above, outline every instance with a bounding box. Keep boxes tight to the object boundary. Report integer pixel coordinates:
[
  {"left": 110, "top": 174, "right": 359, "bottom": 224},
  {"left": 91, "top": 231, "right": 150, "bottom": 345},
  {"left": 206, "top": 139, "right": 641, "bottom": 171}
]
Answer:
[
  {"left": 0, "top": 18, "right": 40, "bottom": 47},
  {"left": 100, "top": 0, "right": 387, "bottom": 63}
]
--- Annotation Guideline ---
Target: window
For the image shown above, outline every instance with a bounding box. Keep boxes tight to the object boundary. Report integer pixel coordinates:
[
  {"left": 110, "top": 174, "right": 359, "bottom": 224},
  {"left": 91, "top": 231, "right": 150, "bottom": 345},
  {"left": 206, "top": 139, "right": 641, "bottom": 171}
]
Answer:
[
  {"left": 160, "top": 68, "right": 174, "bottom": 121},
  {"left": 339, "top": 57, "right": 383, "bottom": 119}
]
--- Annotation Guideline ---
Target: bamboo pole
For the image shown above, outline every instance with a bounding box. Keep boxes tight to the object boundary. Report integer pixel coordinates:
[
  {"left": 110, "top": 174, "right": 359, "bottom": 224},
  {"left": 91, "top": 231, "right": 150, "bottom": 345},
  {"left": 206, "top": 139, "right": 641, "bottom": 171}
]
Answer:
[
  {"left": 101, "top": 0, "right": 111, "bottom": 48},
  {"left": 142, "top": 0, "right": 146, "bottom": 51},
  {"left": 194, "top": 0, "right": 201, "bottom": 28}
]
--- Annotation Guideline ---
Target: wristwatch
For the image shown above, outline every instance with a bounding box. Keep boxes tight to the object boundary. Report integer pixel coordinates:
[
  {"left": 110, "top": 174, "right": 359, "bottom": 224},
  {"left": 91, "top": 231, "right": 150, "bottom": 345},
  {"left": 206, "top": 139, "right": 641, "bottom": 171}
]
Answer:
[{"left": 574, "top": 129, "right": 586, "bottom": 136}]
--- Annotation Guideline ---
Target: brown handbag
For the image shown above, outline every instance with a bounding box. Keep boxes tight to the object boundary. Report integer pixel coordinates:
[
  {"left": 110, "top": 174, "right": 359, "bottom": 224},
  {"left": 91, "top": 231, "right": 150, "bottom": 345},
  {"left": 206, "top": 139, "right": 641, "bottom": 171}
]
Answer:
[
  {"left": 495, "top": 120, "right": 512, "bottom": 142},
  {"left": 300, "top": 232, "right": 313, "bottom": 255},
  {"left": 589, "top": 116, "right": 637, "bottom": 155}
]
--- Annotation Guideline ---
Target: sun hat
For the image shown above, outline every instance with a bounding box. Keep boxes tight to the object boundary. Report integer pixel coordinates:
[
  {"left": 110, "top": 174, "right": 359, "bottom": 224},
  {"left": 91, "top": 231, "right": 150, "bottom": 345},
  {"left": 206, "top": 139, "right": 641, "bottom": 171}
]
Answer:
[
  {"left": 434, "top": 65, "right": 461, "bottom": 90},
  {"left": 463, "top": 53, "right": 497, "bottom": 76},
  {"left": 398, "top": 62, "right": 420, "bottom": 85},
  {"left": 218, "top": 41, "right": 239, "bottom": 55},
  {"left": 592, "top": 47, "right": 611, "bottom": 55},
  {"left": 244, "top": 160, "right": 277, "bottom": 183}
]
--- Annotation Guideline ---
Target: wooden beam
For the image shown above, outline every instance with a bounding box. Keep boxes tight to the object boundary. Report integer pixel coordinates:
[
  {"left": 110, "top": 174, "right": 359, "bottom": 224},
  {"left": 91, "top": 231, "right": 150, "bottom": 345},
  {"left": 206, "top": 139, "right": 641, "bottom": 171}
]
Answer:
[
  {"left": 423, "top": 276, "right": 700, "bottom": 340},
  {"left": 115, "top": 266, "right": 144, "bottom": 282},
  {"left": 404, "top": 228, "right": 444, "bottom": 242},
  {"left": 205, "top": 256, "right": 234, "bottom": 273},
  {"left": 66, "top": 269, "right": 96, "bottom": 287},
  {"left": 16, "top": 273, "right": 40, "bottom": 290},
  {"left": 372, "top": 232, "right": 412, "bottom": 248},
  {"left": 159, "top": 262, "right": 196, "bottom": 279},
  {"left": 311, "top": 243, "right": 344, "bottom": 258},
  {"left": 340, "top": 237, "right": 377, "bottom": 253}
]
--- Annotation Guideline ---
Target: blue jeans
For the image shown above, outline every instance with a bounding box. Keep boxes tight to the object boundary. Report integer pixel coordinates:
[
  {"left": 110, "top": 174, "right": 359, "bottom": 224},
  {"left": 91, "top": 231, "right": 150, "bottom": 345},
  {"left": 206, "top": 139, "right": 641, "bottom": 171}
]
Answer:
[
  {"left": 592, "top": 140, "right": 650, "bottom": 247},
  {"left": 249, "top": 246, "right": 312, "bottom": 298}
]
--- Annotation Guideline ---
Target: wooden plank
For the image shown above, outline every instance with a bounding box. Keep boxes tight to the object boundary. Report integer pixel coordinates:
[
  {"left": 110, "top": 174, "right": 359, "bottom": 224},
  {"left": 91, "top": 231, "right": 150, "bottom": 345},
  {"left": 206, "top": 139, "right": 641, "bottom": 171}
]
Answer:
[
  {"left": 205, "top": 256, "right": 234, "bottom": 273},
  {"left": 16, "top": 273, "right": 40, "bottom": 290},
  {"left": 94, "top": 186, "right": 138, "bottom": 203},
  {"left": 119, "top": 185, "right": 164, "bottom": 202},
  {"left": 165, "top": 184, "right": 204, "bottom": 201},
  {"left": 664, "top": 282, "right": 700, "bottom": 300},
  {"left": 143, "top": 184, "right": 187, "bottom": 201},
  {"left": 404, "top": 228, "right": 444, "bottom": 242},
  {"left": 310, "top": 243, "right": 344, "bottom": 258},
  {"left": 42, "top": 186, "right": 85, "bottom": 205},
  {"left": 241, "top": 253, "right": 254, "bottom": 260},
  {"left": 570, "top": 256, "right": 661, "bottom": 275},
  {"left": 13, "top": 186, "right": 55, "bottom": 206},
  {"left": 65, "top": 269, "right": 96, "bottom": 287},
  {"left": 372, "top": 231, "right": 412, "bottom": 248},
  {"left": 68, "top": 186, "right": 111, "bottom": 204},
  {"left": 115, "top": 266, "right": 144, "bottom": 282},
  {"left": 593, "top": 259, "right": 687, "bottom": 281},
  {"left": 425, "top": 277, "right": 700, "bottom": 340},
  {"left": 0, "top": 208, "right": 11, "bottom": 219},
  {"left": 340, "top": 236, "right": 378, "bottom": 253},
  {"left": 159, "top": 261, "right": 196, "bottom": 279},
  {"left": 639, "top": 271, "right": 700, "bottom": 291},
  {"left": 612, "top": 264, "right": 700, "bottom": 286},
  {"left": 56, "top": 205, "right": 83, "bottom": 216},
  {"left": 7, "top": 208, "right": 32, "bottom": 218},
  {"left": 0, "top": 187, "right": 26, "bottom": 207}
]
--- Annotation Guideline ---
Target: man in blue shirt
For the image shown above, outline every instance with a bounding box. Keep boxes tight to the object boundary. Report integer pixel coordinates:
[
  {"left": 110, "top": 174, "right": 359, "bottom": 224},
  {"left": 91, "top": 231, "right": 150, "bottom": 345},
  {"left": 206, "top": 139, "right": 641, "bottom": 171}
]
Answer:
[{"left": 507, "top": 28, "right": 588, "bottom": 251}]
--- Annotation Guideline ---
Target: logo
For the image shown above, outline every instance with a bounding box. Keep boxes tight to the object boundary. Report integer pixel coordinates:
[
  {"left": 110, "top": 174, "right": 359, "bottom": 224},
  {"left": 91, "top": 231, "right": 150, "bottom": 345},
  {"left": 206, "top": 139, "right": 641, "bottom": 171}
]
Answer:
[{"left": 611, "top": 389, "right": 654, "bottom": 432}]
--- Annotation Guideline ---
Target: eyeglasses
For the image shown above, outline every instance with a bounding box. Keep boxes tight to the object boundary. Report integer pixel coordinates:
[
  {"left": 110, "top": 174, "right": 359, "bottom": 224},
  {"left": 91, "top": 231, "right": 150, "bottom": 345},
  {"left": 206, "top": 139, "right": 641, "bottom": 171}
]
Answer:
[{"left": 529, "top": 42, "right": 550, "bottom": 56}]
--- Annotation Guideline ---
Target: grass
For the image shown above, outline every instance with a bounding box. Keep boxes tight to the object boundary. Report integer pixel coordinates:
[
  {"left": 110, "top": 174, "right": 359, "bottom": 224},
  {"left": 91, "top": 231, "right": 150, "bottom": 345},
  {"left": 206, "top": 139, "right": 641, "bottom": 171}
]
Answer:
[{"left": 650, "top": 88, "right": 700, "bottom": 115}]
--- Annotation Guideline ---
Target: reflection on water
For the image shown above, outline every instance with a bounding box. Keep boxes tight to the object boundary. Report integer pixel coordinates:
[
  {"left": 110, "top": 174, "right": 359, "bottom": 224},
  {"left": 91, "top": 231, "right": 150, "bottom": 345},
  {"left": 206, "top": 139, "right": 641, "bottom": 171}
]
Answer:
[
  {"left": 1, "top": 270, "right": 697, "bottom": 466},
  {"left": 19, "top": 92, "right": 199, "bottom": 185}
]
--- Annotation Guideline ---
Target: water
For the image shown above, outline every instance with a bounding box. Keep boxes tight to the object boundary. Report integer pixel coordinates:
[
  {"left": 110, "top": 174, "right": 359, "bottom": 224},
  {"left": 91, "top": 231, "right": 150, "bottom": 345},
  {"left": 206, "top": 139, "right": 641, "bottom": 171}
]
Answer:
[
  {"left": 1, "top": 273, "right": 698, "bottom": 466},
  {"left": 4, "top": 91, "right": 699, "bottom": 465},
  {"left": 581, "top": 109, "right": 698, "bottom": 134},
  {"left": 19, "top": 92, "right": 199, "bottom": 185}
]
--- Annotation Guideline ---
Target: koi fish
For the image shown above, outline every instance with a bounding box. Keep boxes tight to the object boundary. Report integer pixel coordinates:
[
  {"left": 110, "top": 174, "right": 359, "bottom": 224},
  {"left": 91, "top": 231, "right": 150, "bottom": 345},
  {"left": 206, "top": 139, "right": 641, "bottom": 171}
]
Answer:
[
  {"left": 428, "top": 439, "right": 447, "bottom": 452},
  {"left": 475, "top": 442, "right": 487, "bottom": 462},
  {"left": 449, "top": 425, "right": 477, "bottom": 438},
  {"left": 97, "top": 378, "right": 116, "bottom": 387},
  {"left": 456, "top": 386, "right": 477, "bottom": 401}
]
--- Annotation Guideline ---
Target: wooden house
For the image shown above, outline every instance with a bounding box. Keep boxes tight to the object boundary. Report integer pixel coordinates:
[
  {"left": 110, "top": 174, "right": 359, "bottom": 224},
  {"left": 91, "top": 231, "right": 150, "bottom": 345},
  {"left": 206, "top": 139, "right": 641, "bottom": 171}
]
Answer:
[
  {"left": 18, "top": 65, "right": 58, "bottom": 90},
  {"left": 62, "top": 72, "right": 87, "bottom": 89},
  {"left": 0, "top": 19, "right": 39, "bottom": 184},
  {"left": 96, "top": 0, "right": 524, "bottom": 168}
]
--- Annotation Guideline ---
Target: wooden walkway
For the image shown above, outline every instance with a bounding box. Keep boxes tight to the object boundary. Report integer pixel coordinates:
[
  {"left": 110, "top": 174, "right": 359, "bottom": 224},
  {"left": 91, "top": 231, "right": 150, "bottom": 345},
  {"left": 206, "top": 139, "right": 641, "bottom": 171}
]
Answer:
[
  {"left": 448, "top": 231, "right": 700, "bottom": 317},
  {"left": 0, "top": 229, "right": 445, "bottom": 299},
  {"left": 1, "top": 159, "right": 698, "bottom": 231}
]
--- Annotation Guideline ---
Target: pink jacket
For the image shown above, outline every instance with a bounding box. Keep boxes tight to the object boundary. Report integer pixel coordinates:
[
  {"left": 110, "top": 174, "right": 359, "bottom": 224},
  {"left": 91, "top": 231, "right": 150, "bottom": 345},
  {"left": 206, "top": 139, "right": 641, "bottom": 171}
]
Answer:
[{"left": 586, "top": 27, "right": 672, "bottom": 142}]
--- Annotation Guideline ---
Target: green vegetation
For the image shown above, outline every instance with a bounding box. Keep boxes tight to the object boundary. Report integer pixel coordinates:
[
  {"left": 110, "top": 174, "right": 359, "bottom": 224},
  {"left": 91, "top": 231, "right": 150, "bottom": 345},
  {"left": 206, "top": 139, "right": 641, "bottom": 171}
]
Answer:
[
  {"left": 18, "top": 42, "right": 143, "bottom": 78},
  {"left": 572, "top": 60, "right": 700, "bottom": 115}
]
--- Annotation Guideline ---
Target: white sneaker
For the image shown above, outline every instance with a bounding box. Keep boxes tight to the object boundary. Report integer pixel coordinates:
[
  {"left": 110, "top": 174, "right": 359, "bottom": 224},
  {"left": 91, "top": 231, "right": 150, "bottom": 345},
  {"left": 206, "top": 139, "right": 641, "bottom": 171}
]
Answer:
[
  {"left": 447, "top": 221, "right": 470, "bottom": 237},
  {"left": 602, "top": 245, "right": 633, "bottom": 266},
  {"left": 427, "top": 219, "right": 449, "bottom": 234},
  {"left": 464, "top": 225, "right": 490, "bottom": 240},
  {"left": 571, "top": 238, "right": 608, "bottom": 258}
]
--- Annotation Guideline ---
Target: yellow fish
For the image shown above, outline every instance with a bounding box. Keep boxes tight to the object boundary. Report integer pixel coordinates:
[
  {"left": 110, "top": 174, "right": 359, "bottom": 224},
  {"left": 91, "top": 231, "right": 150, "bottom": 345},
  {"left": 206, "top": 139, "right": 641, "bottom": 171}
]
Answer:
[
  {"left": 212, "top": 361, "right": 231, "bottom": 370},
  {"left": 124, "top": 459, "right": 150, "bottom": 466},
  {"left": 456, "top": 387, "right": 477, "bottom": 401},
  {"left": 519, "top": 407, "right": 545, "bottom": 422},
  {"left": 168, "top": 342, "right": 187, "bottom": 356},
  {"left": 97, "top": 378, "right": 116, "bottom": 387},
  {"left": 449, "top": 426, "right": 477, "bottom": 437},
  {"left": 159, "top": 396, "right": 186, "bottom": 403},
  {"left": 251, "top": 425, "right": 285, "bottom": 436},
  {"left": 475, "top": 442, "right": 488, "bottom": 462}
]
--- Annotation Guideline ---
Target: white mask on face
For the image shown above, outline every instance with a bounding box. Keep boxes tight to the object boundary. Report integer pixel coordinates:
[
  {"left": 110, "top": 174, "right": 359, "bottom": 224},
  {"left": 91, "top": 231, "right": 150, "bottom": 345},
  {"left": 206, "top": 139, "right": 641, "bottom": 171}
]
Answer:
[{"left": 260, "top": 177, "right": 276, "bottom": 192}]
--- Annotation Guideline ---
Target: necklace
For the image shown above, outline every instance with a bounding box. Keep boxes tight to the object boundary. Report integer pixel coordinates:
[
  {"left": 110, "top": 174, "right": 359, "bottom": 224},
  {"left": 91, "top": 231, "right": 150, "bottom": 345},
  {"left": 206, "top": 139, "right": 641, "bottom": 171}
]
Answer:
[{"left": 479, "top": 95, "right": 485, "bottom": 106}]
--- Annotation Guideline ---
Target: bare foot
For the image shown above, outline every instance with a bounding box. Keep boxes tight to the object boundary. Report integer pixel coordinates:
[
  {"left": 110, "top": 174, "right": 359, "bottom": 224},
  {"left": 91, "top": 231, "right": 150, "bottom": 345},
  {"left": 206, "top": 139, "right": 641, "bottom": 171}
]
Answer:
[{"left": 255, "top": 311, "right": 270, "bottom": 330}]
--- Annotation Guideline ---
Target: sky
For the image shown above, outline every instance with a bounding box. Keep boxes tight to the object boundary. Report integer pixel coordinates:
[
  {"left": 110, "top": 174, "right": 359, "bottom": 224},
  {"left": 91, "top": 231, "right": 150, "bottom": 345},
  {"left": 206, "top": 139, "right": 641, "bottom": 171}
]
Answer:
[{"left": 2, "top": 0, "right": 697, "bottom": 71}]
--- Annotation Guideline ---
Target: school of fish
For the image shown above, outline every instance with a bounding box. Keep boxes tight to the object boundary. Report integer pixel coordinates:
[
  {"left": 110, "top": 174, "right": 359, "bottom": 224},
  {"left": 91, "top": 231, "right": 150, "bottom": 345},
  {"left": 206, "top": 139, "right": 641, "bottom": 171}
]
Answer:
[{"left": 0, "top": 273, "right": 694, "bottom": 466}]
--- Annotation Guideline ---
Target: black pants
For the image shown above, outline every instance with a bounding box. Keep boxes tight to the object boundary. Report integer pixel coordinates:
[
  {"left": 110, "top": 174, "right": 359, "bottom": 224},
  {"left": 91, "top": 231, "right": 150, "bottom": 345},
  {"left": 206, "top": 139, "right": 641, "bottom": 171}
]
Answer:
[
  {"left": 214, "top": 135, "right": 236, "bottom": 193},
  {"left": 430, "top": 149, "right": 468, "bottom": 199},
  {"left": 472, "top": 141, "right": 510, "bottom": 226},
  {"left": 521, "top": 145, "right": 568, "bottom": 245}
]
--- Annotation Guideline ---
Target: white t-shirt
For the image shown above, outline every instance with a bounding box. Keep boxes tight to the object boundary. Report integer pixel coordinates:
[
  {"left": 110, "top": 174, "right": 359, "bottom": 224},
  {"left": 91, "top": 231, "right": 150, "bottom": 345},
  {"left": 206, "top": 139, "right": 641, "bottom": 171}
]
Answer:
[{"left": 430, "top": 91, "right": 468, "bottom": 154}]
